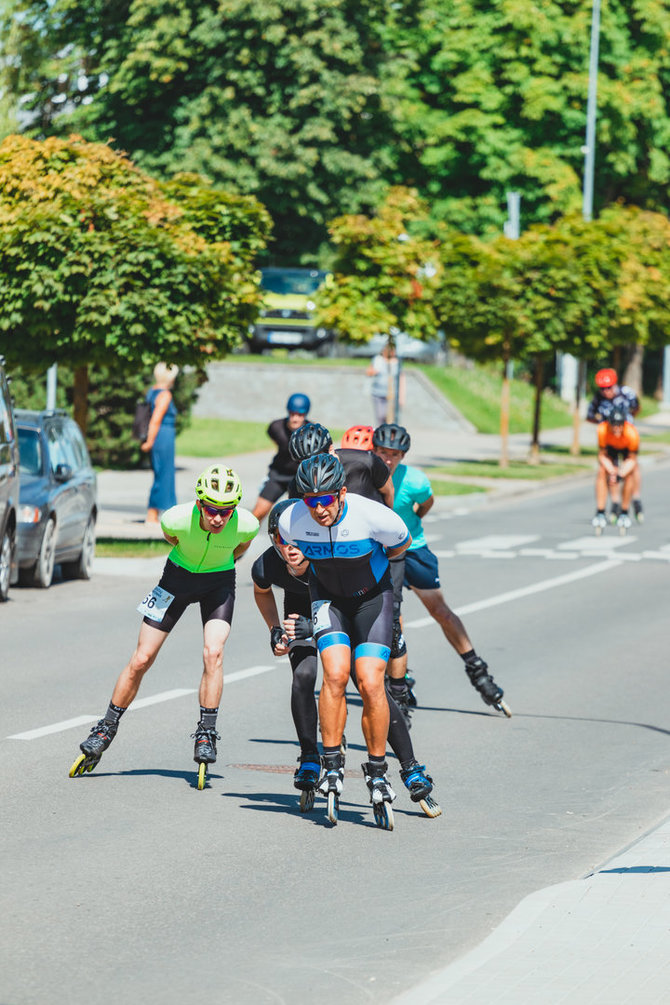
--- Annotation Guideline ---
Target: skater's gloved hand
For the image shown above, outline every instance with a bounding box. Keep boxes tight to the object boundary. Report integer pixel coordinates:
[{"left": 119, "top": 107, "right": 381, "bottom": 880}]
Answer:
[
  {"left": 283, "top": 613, "right": 313, "bottom": 641},
  {"left": 270, "top": 625, "right": 289, "bottom": 655}
]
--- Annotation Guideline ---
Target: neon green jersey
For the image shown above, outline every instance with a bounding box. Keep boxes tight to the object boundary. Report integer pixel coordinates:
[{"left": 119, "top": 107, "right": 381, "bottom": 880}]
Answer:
[{"left": 160, "top": 503, "right": 259, "bottom": 573}]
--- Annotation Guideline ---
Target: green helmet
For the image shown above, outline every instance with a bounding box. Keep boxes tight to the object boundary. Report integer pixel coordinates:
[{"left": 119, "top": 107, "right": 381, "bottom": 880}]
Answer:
[{"left": 195, "top": 465, "right": 243, "bottom": 507}]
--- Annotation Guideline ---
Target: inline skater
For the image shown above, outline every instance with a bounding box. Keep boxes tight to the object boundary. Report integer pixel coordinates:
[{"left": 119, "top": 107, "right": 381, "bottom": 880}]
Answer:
[
  {"left": 592, "top": 409, "right": 640, "bottom": 535},
  {"left": 287, "top": 421, "right": 394, "bottom": 507},
  {"left": 587, "top": 369, "right": 643, "bottom": 522},
  {"left": 69, "top": 465, "right": 259, "bottom": 789},
  {"left": 278, "top": 454, "right": 412, "bottom": 828},
  {"left": 251, "top": 393, "right": 311, "bottom": 523},
  {"left": 255, "top": 501, "right": 441, "bottom": 817},
  {"left": 372, "top": 423, "right": 511, "bottom": 718}
]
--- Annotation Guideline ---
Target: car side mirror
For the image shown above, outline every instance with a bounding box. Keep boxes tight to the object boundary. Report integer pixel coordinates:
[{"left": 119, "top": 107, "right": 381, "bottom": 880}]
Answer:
[{"left": 54, "top": 463, "right": 73, "bottom": 482}]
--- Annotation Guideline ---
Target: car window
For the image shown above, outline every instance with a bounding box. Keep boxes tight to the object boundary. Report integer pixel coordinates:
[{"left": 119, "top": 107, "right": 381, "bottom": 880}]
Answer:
[
  {"left": 17, "top": 428, "right": 43, "bottom": 476},
  {"left": 46, "top": 423, "right": 73, "bottom": 472},
  {"left": 66, "top": 422, "right": 90, "bottom": 469}
]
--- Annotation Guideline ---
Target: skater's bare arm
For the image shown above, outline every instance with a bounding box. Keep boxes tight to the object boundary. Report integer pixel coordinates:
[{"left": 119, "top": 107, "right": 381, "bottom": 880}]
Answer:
[
  {"left": 386, "top": 535, "right": 412, "bottom": 560},
  {"left": 163, "top": 531, "right": 179, "bottom": 546},
  {"left": 415, "top": 495, "right": 434, "bottom": 518},
  {"left": 253, "top": 583, "right": 290, "bottom": 654},
  {"left": 619, "top": 454, "right": 637, "bottom": 480}
]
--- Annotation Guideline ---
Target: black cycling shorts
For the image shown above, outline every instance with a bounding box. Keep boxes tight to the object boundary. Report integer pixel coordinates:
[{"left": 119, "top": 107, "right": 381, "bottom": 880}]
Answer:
[
  {"left": 605, "top": 446, "right": 630, "bottom": 465},
  {"left": 310, "top": 574, "right": 393, "bottom": 663},
  {"left": 143, "top": 559, "right": 236, "bottom": 634},
  {"left": 258, "top": 470, "right": 293, "bottom": 503}
]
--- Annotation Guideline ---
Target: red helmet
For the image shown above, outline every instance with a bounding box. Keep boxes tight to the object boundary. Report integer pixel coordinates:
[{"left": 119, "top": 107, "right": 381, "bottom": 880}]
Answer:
[
  {"left": 341, "top": 425, "right": 374, "bottom": 450},
  {"left": 595, "top": 368, "right": 617, "bottom": 389}
]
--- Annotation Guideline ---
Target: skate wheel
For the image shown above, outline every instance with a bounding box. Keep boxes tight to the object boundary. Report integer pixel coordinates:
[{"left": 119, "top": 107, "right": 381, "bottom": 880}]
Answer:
[
  {"left": 497, "top": 699, "right": 512, "bottom": 718},
  {"left": 373, "top": 802, "right": 394, "bottom": 831},
  {"left": 299, "top": 788, "right": 315, "bottom": 813},
  {"left": 594, "top": 526, "right": 603, "bottom": 537},
  {"left": 619, "top": 527, "right": 627, "bottom": 537},
  {"left": 419, "top": 795, "right": 442, "bottom": 819},
  {"left": 340, "top": 733, "right": 347, "bottom": 757},
  {"left": 197, "top": 762, "right": 207, "bottom": 790},
  {"left": 69, "top": 753, "right": 87, "bottom": 777},
  {"left": 406, "top": 689, "right": 417, "bottom": 707},
  {"left": 327, "top": 790, "right": 339, "bottom": 824}
]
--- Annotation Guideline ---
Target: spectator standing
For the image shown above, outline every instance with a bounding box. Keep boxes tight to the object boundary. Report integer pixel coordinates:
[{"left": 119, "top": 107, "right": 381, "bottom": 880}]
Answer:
[
  {"left": 142, "top": 363, "right": 179, "bottom": 523},
  {"left": 367, "top": 343, "right": 405, "bottom": 425}
]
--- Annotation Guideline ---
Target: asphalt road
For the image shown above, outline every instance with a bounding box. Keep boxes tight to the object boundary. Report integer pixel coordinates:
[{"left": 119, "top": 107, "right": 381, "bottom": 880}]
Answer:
[{"left": 2, "top": 464, "right": 670, "bottom": 1005}]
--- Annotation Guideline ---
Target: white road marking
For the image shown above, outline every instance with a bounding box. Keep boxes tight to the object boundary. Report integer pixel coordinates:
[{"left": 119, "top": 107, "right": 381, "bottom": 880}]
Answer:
[
  {"left": 403, "top": 559, "right": 621, "bottom": 629},
  {"left": 558, "top": 536, "right": 637, "bottom": 550},
  {"left": 642, "top": 550, "right": 670, "bottom": 561},
  {"left": 7, "top": 669, "right": 280, "bottom": 741},
  {"left": 456, "top": 534, "right": 539, "bottom": 552}
]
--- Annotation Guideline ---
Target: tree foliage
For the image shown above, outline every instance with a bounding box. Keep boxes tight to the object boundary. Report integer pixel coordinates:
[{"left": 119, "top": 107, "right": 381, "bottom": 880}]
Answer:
[{"left": 0, "top": 133, "right": 270, "bottom": 374}]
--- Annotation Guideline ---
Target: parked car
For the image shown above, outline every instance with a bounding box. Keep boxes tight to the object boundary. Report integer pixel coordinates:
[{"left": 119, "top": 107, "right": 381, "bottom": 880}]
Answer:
[
  {"left": 0, "top": 357, "right": 19, "bottom": 601},
  {"left": 14, "top": 409, "right": 97, "bottom": 588},
  {"left": 246, "top": 267, "right": 335, "bottom": 353},
  {"left": 340, "top": 331, "right": 446, "bottom": 362}
]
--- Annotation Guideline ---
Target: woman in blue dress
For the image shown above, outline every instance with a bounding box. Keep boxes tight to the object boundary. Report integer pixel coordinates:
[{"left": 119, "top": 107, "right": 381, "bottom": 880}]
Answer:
[{"left": 141, "top": 363, "right": 179, "bottom": 522}]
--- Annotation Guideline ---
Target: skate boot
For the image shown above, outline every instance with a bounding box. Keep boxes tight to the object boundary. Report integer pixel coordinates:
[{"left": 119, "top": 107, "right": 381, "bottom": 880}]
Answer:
[
  {"left": 318, "top": 751, "right": 344, "bottom": 824},
  {"left": 592, "top": 512, "right": 607, "bottom": 535},
  {"left": 69, "top": 719, "right": 117, "bottom": 776},
  {"left": 464, "top": 657, "right": 512, "bottom": 717},
  {"left": 362, "top": 760, "right": 396, "bottom": 830},
  {"left": 191, "top": 722, "right": 220, "bottom": 790},
  {"left": 633, "top": 499, "right": 644, "bottom": 523},
  {"left": 404, "top": 670, "right": 418, "bottom": 707},
  {"left": 400, "top": 762, "right": 442, "bottom": 818},
  {"left": 609, "top": 502, "right": 621, "bottom": 525},
  {"left": 294, "top": 756, "right": 321, "bottom": 813},
  {"left": 616, "top": 512, "right": 632, "bottom": 535},
  {"left": 389, "top": 682, "right": 413, "bottom": 729}
]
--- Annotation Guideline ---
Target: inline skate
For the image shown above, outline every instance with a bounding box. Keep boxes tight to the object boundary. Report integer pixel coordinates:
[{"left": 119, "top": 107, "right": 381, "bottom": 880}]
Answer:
[{"left": 69, "top": 719, "right": 117, "bottom": 777}]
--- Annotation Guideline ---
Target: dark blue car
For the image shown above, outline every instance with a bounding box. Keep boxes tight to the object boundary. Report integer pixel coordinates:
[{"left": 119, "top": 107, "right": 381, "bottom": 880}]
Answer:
[{"left": 15, "top": 410, "right": 97, "bottom": 588}]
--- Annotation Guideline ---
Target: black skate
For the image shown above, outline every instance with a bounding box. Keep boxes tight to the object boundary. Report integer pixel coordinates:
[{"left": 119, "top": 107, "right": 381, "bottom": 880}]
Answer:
[
  {"left": 464, "top": 657, "right": 512, "bottom": 717},
  {"left": 400, "top": 762, "right": 442, "bottom": 818},
  {"left": 404, "top": 671, "right": 418, "bottom": 707},
  {"left": 318, "top": 751, "right": 344, "bottom": 824},
  {"left": 633, "top": 499, "right": 644, "bottom": 524},
  {"left": 192, "top": 722, "right": 220, "bottom": 790},
  {"left": 389, "top": 682, "right": 413, "bottom": 729},
  {"left": 362, "top": 760, "right": 396, "bottom": 831},
  {"left": 69, "top": 719, "right": 118, "bottom": 777},
  {"left": 294, "top": 757, "right": 320, "bottom": 813}
]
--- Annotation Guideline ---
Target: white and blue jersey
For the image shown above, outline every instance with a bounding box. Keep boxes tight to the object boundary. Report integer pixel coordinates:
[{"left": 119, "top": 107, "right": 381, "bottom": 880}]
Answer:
[{"left": 278, "top": 493, "right": 410, "bottom": 599}]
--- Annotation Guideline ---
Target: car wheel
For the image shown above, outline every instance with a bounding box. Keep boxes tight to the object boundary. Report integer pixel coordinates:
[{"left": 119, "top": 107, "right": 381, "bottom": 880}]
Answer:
[
  {"left": 0, "top": 524, "right": 13, "bottom": 601},
  {"left": 33, "top": 517, "right": 57, "bottom": 588},
  {"left": 61, "top": 515, "right": 95, "bottom": 580}
]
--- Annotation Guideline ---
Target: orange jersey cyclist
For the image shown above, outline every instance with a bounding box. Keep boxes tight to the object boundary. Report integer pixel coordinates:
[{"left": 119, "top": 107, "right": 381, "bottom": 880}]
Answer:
[
  {"left": 69, "top": 465, "right": 259, "bottom": 781},
  {"left": 278, "top": 452, "right": 411, "bottom": 817},
  {"left": 592, "top": 410, "right": 640, "bottom": 532}
]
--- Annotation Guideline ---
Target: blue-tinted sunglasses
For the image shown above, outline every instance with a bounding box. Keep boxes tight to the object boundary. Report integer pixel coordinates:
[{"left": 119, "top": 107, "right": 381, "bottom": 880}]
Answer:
[
  {"left": 304, "top": 493, "right": 337, "bottom": 509},
  {"left": 202, "top": 503, "right": 236, "bottom": 518}
]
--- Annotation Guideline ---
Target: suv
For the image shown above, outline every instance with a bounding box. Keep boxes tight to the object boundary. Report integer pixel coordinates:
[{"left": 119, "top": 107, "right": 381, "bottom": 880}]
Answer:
[
  {"left": 0, "top": 357, "right": 19, "bottom": 601},
  {"left": 247, "top": 267, "right": 334, "bottom": 353},
  {"left": 14, "top": 410, "right": 97, "bottom": 588}
]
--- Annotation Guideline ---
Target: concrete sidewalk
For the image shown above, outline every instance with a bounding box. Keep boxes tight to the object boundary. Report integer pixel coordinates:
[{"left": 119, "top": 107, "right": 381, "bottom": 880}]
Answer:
[{"left": 394, "top": 813, "right": 670, "bottom": 1004}]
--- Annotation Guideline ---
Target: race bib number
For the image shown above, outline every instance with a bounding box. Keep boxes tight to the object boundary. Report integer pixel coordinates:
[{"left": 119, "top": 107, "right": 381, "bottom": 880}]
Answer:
[
  {"left": 311, "top": 599, "right": 333, "bottom": 634},
  {"left": 137, "top": 585, "right": 175, "bottom": 623}
]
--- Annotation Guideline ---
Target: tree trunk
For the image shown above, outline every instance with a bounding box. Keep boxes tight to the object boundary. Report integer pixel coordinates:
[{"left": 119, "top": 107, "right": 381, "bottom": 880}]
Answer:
[
  {"left": 622, "top": 344, "right": 644, "bottom": 396},
  {"left": 499, "top": 347, "right": 511, "bottom": 469},
  {"left": 529, "top": 355, "right": 544, "bottom": 465},
  {"left": 73, "top": 365, "right": 89, "bottom": 435}
]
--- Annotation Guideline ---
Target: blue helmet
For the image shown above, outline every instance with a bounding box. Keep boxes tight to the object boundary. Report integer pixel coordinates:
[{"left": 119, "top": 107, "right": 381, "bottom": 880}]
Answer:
[{"left": 287, "top": 392, "right": 311, "bottom": 415}]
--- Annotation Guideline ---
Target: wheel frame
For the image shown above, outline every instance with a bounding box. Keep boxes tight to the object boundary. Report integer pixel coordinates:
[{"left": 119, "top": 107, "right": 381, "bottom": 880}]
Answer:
[
  {"left": 33, "top": 516, "right": 57, "bottom": 588},
  {"left": 0, "top": 523, "right": 13, "bottom": 602},
  {"left": 61, "top": 514, "right": 96, "bottom": 580},
  {"left": 373, "top": 802, "right": 394, "bottom": 831},
  {"left": 326, "top": 790, "right": 339, "bottom": 823},
  {"left": 197, "top": 762, "right": 207, "bottom": 790},
  {"left": 299, "top": 788, "right": 315, "bottom": 813}
]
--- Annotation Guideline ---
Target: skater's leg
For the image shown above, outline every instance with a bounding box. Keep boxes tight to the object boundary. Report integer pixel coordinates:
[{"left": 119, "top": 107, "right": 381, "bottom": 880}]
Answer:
[
  {"left": 111, "top": 622, "right": 171, "bottom": 707},
  {"left": 289, "top": 647, "right": 319, "bottom": 758},
  {"left": 595, "top": 465, "right": 609, "bottom": 512},
  {"left": 199, "top": 618, "right": 231, "bottom": 708},
  {"left": 354, "top": 655, "right": 390, "bottom": 757},
  {"left": 319, "top": 644, "right": 351, "bottom": 747},
  {"left": 411, "top": 586, "right": 472, "bottom": 654}
]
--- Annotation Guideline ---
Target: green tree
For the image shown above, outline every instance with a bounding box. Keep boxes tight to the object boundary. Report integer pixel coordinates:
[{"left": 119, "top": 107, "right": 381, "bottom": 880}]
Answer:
[
  {"left": 0, "top": 134, "right": 270, "bottom": 430},
  {"left": 1, "top": 0, "right": 393, "bottom": 259}
]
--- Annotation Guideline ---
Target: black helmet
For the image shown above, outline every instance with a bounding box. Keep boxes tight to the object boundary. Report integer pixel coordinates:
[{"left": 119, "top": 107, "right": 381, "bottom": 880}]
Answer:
[
  {"left": 294, "top": 453, "right": 346, "bottom": 497},
  {"left": 268, "top": 498, "right": 300, "bottom": 554},
  {"left": 372, "top": 423, "right": 411, "bottom": 452},
  {"left": 608, "top": 409, "right": 627, "bottom": 426},
  {"left": 288, "top": 422, "right": 333, "bottom": 462}
]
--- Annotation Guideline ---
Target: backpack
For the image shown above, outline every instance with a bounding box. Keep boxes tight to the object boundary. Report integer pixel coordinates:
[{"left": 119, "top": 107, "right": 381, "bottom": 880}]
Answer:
[{"left": 132, "top": 400, "right": 152, "bottom": 443}]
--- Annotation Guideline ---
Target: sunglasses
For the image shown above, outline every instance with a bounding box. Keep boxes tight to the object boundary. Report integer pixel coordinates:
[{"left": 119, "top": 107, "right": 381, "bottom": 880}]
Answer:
[
  {"left": 201, "top": 503, "right": 236, "bottom": 518},
  {"left": 273, "top": 531, "right": 289, "bottom": 546},
  {"left": 304, "top": 493, "right": 337, "bottom": 509}
]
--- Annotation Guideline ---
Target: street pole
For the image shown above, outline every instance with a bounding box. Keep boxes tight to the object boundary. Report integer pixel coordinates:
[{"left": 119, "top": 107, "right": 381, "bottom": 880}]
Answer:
[
  {"left": 499, "top": 192, "right": 520, "bottom": 468},
  {"left": 46, "top": 364, "right": 58, "bottom": 411},
  {"left": 570, "top": 0, "right": 601, "bottom": 455}
]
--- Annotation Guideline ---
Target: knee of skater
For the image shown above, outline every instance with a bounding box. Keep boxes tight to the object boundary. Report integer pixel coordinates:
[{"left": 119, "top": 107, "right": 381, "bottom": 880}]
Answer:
[
  {"left": 202, "top": 645, "right": 224, "bottom": 669},
  {"left": 323, "top": 667, "right": 349, "bottom": 694},
  {"left": 131, "top": 651, "right": 154, "bottom": 674}
]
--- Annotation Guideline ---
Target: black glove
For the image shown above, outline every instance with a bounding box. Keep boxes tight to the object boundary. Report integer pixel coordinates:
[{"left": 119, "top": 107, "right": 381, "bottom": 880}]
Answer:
[
  {"left": 270, "top": 626, "right": 284, "bottom": 652},
  {"left": 291, "top": 615, "right": 314, "bottom": 641}
]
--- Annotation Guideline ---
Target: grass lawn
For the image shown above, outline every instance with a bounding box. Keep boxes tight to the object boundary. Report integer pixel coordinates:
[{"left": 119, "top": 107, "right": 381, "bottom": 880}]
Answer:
[
  {"left": 95, "top": 538, "right": 171, "bottom": 558},
  {"left": 428, "top": 478, "right": 488, "bottom": 495},
  {"left": 176, "top": 417, "right": 346, "bottom": 457},
  {"left": 414, "top": 363, "right": 573, "bottom": 434},
  {"left": 427, "top": 459, "right": 592, "bottom": 480}
]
